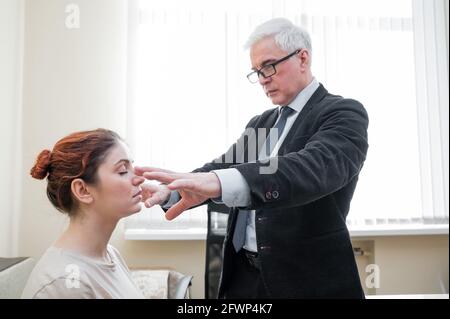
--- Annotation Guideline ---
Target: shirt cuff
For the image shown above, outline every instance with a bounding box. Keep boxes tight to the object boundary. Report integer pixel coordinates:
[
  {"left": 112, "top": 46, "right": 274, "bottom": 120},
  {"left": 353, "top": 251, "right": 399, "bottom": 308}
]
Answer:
[{"left": 212, "top": 168, "right": 251, "bottom": 207}]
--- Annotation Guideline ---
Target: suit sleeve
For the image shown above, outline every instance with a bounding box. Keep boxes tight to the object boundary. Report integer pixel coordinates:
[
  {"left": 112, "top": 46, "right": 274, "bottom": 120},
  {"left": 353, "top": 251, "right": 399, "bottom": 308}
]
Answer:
[{"left": 232, "top": 99, "right": 369, "bottom": 210}]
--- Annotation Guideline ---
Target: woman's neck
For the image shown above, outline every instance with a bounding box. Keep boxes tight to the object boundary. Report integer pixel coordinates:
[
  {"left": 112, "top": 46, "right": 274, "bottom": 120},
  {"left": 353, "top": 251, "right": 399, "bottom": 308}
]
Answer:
[{"left": 54, "top": 209, "right": 118, "bottom": 262}]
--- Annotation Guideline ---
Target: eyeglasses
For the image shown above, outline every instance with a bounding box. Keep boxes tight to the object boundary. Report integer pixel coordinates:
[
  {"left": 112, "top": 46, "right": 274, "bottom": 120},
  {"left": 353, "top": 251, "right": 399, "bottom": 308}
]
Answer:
[{"left": 246, "top": 49, "right": 301, "bottom": 84}]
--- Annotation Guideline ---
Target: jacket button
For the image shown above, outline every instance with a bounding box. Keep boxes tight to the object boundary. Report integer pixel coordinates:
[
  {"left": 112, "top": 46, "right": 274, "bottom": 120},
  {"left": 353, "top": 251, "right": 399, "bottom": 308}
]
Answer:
[
  {"left": 272, "top": 191, "right": 279, "bottom": 199},
  {"left": 259, "top": 245, "right": 271, "bottom": 251},
  {"left": 265, "top": 192, "right": 272, "bottom": 200}
]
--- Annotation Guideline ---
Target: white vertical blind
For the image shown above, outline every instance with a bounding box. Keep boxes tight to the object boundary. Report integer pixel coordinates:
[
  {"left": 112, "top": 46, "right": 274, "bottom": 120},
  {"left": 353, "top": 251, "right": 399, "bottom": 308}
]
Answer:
[
  {"left": 125, "top": 0, "right": 448, "bottom": 232},
  {"left": 411, "top": 0, "right": 449, "bottom": 223}
]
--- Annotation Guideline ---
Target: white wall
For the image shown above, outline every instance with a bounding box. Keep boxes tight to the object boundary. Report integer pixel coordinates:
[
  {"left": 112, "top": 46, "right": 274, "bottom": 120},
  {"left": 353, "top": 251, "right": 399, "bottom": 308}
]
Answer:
[
  {"left": 353, "top": 236, "right": 448, "bottom": 295},
  {"left": 373, "top": 235, "right": 448, "bottom": 294},
  {"left": 19, "top": 0, "right": 128, "bottom": 254},
  {"left": 18, "top": 0, "right": 207, "bottom": 298},
  {"left": 0, "top": 0, "right": 23, "bottom": 257}
]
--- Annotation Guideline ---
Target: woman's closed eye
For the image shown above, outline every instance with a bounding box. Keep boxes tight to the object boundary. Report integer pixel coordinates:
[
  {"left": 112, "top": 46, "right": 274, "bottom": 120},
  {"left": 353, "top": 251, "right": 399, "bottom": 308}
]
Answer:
[{"left": 118, "top": 164, "right": 129, "bottom": 175}]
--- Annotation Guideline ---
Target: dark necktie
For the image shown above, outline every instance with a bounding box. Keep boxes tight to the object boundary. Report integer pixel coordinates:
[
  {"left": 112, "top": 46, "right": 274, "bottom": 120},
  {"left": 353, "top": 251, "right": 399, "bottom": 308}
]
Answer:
[
  {"left": 232, "top": 106, "right": 295, "bottom": 252},
  {"left": 263, "top": 106, "right": 295, "bottom": 159}
]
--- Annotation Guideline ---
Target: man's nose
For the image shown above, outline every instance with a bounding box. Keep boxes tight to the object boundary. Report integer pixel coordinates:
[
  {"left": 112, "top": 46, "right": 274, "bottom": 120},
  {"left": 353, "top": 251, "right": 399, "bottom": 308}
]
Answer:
[{"left": 132, "top": 176, "right": 145, "bottom": 186}]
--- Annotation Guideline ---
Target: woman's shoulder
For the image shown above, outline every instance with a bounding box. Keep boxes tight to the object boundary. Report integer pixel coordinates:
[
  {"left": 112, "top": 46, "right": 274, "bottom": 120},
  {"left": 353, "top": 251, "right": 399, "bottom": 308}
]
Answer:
[
  {"left": 21, "top": 246, "right": 94, "bottom": 299},
  {"left": 26, "top": 277, "right": 95, "bottom": 299}
]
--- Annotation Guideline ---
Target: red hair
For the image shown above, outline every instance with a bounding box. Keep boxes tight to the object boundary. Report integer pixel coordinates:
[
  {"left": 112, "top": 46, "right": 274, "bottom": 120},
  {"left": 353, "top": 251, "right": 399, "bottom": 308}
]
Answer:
[{"left": 30, "top": 129, "right": 122, "bottom": 214}]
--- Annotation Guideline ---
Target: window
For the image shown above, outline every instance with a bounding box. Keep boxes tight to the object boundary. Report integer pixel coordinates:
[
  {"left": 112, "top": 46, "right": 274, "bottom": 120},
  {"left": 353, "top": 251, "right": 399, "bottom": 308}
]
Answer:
[{"left": 125, "top": 0, "right": 448, "bottom": 237}]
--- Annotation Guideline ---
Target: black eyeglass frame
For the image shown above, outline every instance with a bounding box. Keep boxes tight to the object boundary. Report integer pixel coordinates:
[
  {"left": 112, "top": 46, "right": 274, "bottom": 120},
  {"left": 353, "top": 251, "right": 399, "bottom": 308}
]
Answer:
[{"left": 246, "top": 49, "right": 302, "bottom": 84}]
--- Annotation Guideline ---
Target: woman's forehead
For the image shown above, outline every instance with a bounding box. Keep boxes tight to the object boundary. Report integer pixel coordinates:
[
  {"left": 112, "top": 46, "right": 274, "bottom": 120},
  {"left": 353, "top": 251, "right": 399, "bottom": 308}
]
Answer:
[{"left": 105, "top": 142, "right": 133, "bottom": 165}]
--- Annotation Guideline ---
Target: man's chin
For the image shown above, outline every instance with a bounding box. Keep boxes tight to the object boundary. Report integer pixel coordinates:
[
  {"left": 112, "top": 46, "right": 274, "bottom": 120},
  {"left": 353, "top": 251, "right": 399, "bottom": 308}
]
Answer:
[
  {"left": 268, "top": 95, "right": 286, "bottom": 106},
  {"left": 270, "top": 98, "right": 283, "bottom": 106}
]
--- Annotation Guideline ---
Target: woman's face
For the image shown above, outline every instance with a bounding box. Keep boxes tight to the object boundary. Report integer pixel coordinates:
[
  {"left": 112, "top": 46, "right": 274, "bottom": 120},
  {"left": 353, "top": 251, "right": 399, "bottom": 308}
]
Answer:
[{"left": 89, "top": 141, "right": 144, "bottom": 219}]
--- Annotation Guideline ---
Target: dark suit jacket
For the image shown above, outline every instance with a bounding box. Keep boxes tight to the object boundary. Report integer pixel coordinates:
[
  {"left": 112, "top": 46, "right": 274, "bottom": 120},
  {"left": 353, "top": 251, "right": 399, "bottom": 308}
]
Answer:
[{"left": 194, "top": 84, "right": 369, "bottom": 298}]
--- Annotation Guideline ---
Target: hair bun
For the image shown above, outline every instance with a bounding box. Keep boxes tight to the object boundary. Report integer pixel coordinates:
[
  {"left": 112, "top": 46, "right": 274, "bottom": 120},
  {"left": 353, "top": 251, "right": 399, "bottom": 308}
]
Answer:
[{"left": 30, "top": 149, "right": 52, "bottom": 180}]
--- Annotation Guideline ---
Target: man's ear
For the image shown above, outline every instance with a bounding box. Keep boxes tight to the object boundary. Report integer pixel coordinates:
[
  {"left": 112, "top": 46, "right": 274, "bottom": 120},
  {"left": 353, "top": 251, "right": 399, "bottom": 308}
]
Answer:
[
  {"left": 298, "top": 49, "right": 310, "bottom": 69},
  {"left": 71, "top": 178, "right": 94, "bottom": 205}
]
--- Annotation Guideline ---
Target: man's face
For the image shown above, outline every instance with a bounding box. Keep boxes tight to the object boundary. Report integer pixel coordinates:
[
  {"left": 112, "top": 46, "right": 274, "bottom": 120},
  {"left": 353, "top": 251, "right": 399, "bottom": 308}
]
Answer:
[{"left": 250, "top": 37, "right": 307, "bottom": 106}]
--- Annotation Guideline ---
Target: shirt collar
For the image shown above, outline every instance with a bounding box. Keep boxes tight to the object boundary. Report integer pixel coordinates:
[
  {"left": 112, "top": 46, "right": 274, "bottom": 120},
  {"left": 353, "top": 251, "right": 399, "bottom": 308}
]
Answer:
[{"left": 279, "top": 77, "right": 320, "bottom": 114}]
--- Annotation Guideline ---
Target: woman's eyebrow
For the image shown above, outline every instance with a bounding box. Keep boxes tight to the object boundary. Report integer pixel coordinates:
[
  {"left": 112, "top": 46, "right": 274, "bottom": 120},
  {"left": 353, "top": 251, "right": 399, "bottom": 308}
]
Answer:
[{"left": 114, "top": 159, "right": 133, "bottom": 166}]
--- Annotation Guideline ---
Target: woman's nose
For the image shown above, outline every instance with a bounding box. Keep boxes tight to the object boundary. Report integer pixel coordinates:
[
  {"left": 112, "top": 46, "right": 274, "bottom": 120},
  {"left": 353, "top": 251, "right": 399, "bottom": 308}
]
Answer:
[{"left": 132, "top": 176, "right": 145, "bottom": 186}]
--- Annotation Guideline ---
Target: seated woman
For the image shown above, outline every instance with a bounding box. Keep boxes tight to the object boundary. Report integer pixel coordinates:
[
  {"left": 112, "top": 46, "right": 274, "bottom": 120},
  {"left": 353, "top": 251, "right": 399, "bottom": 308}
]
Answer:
[{"left": 22, "top": 129, "right": 145, "bottom": 299}]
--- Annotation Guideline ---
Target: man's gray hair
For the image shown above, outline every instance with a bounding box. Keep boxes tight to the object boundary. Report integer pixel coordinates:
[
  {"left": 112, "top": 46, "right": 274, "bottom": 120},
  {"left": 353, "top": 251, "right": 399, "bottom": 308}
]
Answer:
[{"left": 244, "top": 17, "right": 312, "bottom": 55}]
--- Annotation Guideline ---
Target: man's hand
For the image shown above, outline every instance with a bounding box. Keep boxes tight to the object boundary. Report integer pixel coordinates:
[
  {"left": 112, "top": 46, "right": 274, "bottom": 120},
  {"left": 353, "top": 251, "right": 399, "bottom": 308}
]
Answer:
[
  {"left": 139, "top": 182, "right": 171, "bottom": 208},
  {"left": 135, "top": 166, "right": 172, "bottom": 208},
  {"left": 135, "top": 166, "right": 222, "bottom": 220}
]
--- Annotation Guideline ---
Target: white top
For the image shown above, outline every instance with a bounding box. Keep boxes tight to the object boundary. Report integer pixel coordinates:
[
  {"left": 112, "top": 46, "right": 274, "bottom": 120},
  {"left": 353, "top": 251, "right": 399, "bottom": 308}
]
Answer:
[{"left": 21, "top": 245, "right": 144, "bottom": 299}]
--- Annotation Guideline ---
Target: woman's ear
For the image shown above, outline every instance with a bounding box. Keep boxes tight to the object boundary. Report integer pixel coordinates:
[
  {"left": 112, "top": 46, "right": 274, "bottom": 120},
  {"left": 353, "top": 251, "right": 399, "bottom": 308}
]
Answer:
[{"left": 71, "top": 178, "right": 94, "bottom": 205}]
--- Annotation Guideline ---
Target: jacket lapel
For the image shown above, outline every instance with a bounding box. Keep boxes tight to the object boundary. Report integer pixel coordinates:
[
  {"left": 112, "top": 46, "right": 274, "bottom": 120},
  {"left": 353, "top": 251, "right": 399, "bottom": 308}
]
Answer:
[
  {"left": 245, "top": 108, "right": 278, "bottom": 161},
  {"left": 262, "top": 108, "right": 279, "bottom": 138},
  {"left": 278, "top": 84, "right": 328, "bottom": 155}
]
